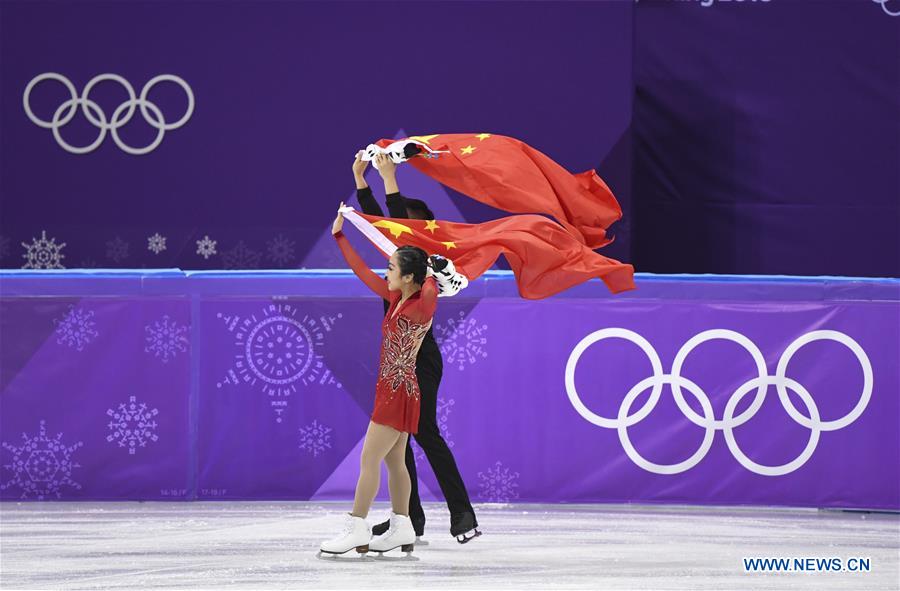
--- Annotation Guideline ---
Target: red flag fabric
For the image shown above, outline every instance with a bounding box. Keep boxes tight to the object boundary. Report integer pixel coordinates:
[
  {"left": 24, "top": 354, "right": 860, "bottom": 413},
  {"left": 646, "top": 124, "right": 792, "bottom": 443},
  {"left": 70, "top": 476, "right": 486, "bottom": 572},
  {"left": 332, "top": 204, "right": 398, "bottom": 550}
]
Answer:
[
  {"left": 375, "top": 133, "right": 622, "bottom": 249},
  {"left": 346, "top": 209, "right": 635, "bottom": 298}
]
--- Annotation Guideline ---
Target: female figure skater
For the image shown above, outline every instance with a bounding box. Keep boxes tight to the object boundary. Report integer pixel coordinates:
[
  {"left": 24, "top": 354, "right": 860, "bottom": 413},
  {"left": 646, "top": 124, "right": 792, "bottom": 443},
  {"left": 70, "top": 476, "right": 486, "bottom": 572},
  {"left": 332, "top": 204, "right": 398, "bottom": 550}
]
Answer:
[
  {"left": 319, "top": 204, "right": 443, "bottom": 557},
  {"left": 354, "top": 152, "right": 480, "bottom": 543}
]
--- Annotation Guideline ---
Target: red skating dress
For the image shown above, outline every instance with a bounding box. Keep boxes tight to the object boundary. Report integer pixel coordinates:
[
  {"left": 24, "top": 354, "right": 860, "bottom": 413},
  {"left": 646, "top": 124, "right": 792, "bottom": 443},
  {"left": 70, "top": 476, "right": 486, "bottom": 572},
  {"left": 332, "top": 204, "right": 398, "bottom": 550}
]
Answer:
[{"left": 335, "top": 232, "right": 437, "bottom": 434}]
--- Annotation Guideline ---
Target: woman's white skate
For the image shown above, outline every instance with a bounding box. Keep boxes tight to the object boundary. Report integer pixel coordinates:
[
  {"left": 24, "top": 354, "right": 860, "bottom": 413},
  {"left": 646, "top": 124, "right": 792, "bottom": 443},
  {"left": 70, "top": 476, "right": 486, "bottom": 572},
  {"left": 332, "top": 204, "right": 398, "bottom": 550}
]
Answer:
[
  {"left": 317, "top": 514, "right": 373, "bottom": 561},
  {"left": 368, "top": 512, "right": 419, "bottom": 561}
]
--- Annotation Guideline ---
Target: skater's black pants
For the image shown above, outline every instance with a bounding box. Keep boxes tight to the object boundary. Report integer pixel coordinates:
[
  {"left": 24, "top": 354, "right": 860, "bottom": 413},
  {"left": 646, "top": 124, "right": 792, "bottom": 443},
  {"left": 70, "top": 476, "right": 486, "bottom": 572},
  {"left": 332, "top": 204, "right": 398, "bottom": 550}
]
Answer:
[{"left": 407, "top": 365, "right": 476, "bottom": 530}]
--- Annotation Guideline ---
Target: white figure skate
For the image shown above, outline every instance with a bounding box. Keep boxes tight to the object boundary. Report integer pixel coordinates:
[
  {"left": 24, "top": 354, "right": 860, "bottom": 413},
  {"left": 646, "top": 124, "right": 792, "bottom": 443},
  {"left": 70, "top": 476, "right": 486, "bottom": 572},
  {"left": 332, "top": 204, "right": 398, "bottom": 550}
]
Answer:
[
  {"left": 317, "top": 514, "right": 371, "bottom": 560},
  {"left": 369, "top": 512, "right": 417, "bottom": 560}
]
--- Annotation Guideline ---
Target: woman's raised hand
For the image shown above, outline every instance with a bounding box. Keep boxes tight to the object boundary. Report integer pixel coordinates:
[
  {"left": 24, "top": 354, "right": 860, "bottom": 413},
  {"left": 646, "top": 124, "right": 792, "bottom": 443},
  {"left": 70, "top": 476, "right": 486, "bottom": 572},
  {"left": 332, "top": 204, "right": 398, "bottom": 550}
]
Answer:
[
  {"left": 332, "top": 202, "right": 345, "bottom": 235},
  {"left": 352, "top": 150, "right": 368, "bottom": 178}
]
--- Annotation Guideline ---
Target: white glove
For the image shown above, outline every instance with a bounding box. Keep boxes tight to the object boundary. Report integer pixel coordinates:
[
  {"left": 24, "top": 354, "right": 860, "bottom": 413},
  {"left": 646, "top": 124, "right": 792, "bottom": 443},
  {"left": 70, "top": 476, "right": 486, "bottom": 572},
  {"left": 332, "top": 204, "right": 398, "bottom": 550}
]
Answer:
[
  {"left": 362, "top": 142, "right": 408, "bottom": 169},
  {"left": 359, "top": 139, "right": 448, "bottom": 169},
  {"left": 427, "top": 256, "right": 468, "bottom": 297}
]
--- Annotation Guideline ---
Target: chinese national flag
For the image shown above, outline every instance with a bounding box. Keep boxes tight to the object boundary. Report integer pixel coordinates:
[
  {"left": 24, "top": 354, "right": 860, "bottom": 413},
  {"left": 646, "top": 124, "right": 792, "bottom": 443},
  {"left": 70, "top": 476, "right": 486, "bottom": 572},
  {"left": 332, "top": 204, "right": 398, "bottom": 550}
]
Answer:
[
  {"left": 347, "top": 210, "right": 635, "bottom": 298},
  {"left": 376, "top": 133, "right": 622, "bottom": 249}
]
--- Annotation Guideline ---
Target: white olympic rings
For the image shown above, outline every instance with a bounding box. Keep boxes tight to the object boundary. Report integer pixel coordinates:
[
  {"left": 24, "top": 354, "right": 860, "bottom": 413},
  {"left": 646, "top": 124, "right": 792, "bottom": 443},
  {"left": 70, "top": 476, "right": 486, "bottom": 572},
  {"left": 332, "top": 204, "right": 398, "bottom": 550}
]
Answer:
[
  {"left": 23, "top": 73, "right": 194, "bottom": 155},
  {"left": 565, "top": 328, "right": 873, "bottom": 476},
  {"left": 873, "top": 0, "right": 900, "bottom": 17}
]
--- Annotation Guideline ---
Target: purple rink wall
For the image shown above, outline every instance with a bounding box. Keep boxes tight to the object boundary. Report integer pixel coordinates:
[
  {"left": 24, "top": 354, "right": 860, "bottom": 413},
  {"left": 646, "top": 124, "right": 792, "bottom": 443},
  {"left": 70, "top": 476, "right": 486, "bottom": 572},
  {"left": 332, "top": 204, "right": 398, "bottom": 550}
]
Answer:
[
  {"left": 1, "top": 270, "right": 898, "bottom": 511},
  {"left": 1, "top": 0, "right": 898, "bottom": 516}
]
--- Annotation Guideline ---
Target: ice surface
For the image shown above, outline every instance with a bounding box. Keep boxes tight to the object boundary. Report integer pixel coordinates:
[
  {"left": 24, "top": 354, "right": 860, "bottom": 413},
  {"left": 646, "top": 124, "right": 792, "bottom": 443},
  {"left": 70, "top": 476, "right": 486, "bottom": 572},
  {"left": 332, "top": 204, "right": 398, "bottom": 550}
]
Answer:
[{"left": 1, "top": 501, "right": 897, "bottom": 590}]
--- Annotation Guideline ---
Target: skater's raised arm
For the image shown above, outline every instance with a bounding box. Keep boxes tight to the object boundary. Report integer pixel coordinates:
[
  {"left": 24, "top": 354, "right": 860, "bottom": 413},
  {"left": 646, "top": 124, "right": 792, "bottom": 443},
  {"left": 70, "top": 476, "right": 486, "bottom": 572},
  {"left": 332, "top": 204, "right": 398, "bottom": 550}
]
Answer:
[
  {"left": 353, "top": 151, "right": 385, "bottom": 217},
  {"left": 385, "top": 190, "right": 408, "bottom": 219},
  {"left": 406, "top": 258, "right": 440, "bottom": 323},
  {"left": 407, "top": 277, "right": 437, "bottom": 323},
  {"left": 379, "top": 154, "right": 436, "bottom": 222},
  {"left": 373, "top": 153, "right": 409, "bottom": 219},
  {"left": 332, "top": 209, "right": 390, "bottom": 300},
  {"left": 417, "top": 275, "right": 438, "bottom": 321},
  {"left": 375, "top": 153, "right": 400, "bottom": 196}
]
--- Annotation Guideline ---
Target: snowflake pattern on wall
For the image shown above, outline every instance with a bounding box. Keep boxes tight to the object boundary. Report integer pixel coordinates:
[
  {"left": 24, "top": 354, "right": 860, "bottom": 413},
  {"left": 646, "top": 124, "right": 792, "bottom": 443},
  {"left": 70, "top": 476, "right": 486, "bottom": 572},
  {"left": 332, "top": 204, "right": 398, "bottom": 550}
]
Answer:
[
  {"left": 477, "top": 460, "right": 520, "bottom": 503},
  {"left": 105, "top": 396, "right": 160, "bottom": 455},
  {"left": 147, "top": 233, "right": 167, "bottom": 255},
  {"left": 222, "top": 240, "right": 262, "bottom": 270},
  {"left": 1, "top": 420, "right": 83, "bottom": 500},
  {"left": 266, "top": 234, "right": 296, "bottom": 266},
  {"left": 105, "top": 237, "right": 129, "bottom": 263},
  {"left": 144, "top": 315, "right": 189, "bottom": 363},
  {"left": 196, "top": 235, "right": 217, "bottom": 259},
  {"left": 21, "top": 230, "right": 66, "bottom": 269},
  {"left": 434, "top": 311, "right": 488, "bottom": 371},
  {"left": 54, "top": 305, "right": 99, "bottom": 351},
  {"left": 217, "top": 303, "right": 343, "bottom": 423},
  {"left": 298, "top": 420, "right": 332, "bottom": 457}
]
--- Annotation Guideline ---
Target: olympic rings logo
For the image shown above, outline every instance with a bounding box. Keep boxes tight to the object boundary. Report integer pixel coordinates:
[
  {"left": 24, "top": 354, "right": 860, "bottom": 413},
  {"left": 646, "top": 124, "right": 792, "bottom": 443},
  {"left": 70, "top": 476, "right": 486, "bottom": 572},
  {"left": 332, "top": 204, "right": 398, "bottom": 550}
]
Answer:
[
  {"left": 873, "top": 0, "right": 900, "bottom": 17},
  {"left": 565, "top": 329, "right": 873, "bottom": 476},
  {"left": 23, "top": 73, "right": 194, "bottom": 155}
]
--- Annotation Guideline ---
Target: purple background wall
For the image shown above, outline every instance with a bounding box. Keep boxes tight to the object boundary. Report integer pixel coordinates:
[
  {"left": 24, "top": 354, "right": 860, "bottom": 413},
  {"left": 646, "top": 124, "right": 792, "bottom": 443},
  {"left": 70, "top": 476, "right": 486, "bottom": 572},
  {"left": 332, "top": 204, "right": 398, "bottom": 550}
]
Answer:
[
  {"left": 1, "top": 1, "right": 898, "bottom": 509},
  {"left": 633, "top": 0, "right": 900, "bottom": 276},
  {"left": 0, "top": 0, "right": 633, "bottom": 271},
  {"left": 2, "top": 271, "right": 898, "bottom": 509},
  {"left": 2, "top": 1, "right": 897, "bottom": 276}
]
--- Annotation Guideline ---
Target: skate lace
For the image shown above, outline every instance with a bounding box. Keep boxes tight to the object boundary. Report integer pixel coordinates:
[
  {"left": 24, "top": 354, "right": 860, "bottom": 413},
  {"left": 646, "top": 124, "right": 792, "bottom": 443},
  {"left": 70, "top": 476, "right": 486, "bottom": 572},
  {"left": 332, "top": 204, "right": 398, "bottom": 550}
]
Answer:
[{"left": 385, "top": 520, "right": 398, "bottom": 537}]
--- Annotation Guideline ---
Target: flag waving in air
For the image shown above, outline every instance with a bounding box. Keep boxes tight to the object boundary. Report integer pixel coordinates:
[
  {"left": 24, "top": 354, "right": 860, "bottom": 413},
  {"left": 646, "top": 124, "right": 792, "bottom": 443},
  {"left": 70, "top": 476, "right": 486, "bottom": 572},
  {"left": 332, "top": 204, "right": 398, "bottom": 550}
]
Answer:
[
  {"left": 372, "top": 133, "right": 622, "bottom": 249},
  {"left": 339, "top": 206, "right": 635, "bottom": 299}
]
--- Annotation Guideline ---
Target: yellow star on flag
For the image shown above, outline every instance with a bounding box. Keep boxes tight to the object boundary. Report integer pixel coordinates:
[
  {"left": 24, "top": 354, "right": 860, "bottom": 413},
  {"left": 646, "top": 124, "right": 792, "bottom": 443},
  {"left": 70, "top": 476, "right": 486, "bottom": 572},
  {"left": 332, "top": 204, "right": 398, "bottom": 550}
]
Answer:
[
  {"left": 441, "top": 241, "right": 457, "bottom": 250},
  {"left": 424, "top": 220, "right": 440, "bottom": 233},
  {"left": 476, "top": 133, "right": 491, "bottom": 141},
  {"left": 409, "top": 135, "right": 439, "bottom": 145},
  {"left": 460, "top": 145, "right": 476, "bottom": 155},
  {"left": 373, "top": 220, "right": 414, "bottom": 238}
]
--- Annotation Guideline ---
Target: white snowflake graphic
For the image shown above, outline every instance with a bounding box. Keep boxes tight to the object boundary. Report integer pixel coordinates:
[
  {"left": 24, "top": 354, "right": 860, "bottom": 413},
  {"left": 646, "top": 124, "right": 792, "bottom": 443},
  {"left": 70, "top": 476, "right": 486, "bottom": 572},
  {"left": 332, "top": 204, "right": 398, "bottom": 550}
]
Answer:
[
  {"left": 217, "top": 304, "right": 343, "bottom": 423},
  {"left": 196, "top": 235, "right": 217, "bottom": 260},
  {"left": 1, "top": 420, "right": 83, "bottom": 500},
  {"left": 144, "top": 315, "right": 189, "bottom": 363},
  {"left": 105, "top": 237, "right": 129, "bottom": 263},
  {"left": 105, "top": 395, "right": 160, "bottom": 455},
  {"left": 266, "top": 234, "right": 296, "bottom": 266},
  {"left": 0, "top": 234, "right": 10, "bottom": 261},
  {"left": 222, "top": 240, "right": 262, "bottom": 269},
  {"left": 435, "top": 311, "right": 488, "bottom": 371},
  {"left": 477, "top": 461, "right": 520, "bottom": 503},
  {"left": 411, "top": 397, "right": 456, "bottom": 463},
  {"left": 54, "top": 305, "right": 99, "bottom": 351},
  {"left": 147, "top": 233, "right": 167, "bottom": 255},
  {"left": 21, "top": 230, "right": 66, "bottom": 269},
  {"left": 298, "top": 420, "right": 332, "bottom": 457}
]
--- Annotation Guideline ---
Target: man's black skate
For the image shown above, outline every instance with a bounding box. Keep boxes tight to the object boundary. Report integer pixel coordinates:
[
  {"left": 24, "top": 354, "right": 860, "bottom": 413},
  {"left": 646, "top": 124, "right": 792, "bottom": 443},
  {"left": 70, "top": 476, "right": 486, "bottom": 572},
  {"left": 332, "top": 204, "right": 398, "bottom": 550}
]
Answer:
[{"left": 450, "top": 511, "right": 482, "bottom": 544}]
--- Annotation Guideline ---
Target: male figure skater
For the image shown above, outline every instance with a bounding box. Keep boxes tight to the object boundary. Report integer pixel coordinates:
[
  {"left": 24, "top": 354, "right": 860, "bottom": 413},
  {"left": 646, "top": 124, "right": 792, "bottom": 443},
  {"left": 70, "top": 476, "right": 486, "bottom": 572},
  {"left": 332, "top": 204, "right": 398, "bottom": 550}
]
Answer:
[{"left": 352, "top": 150, "right": 481, "bottom": 544}]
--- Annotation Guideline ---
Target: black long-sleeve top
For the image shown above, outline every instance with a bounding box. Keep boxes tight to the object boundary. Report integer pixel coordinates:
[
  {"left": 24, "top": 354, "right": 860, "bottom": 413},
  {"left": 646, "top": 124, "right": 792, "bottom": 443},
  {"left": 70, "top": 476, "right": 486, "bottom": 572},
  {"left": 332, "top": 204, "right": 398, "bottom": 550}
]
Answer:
[{"left": 356, "top": 186, "right": 443, "bottom": 376}]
